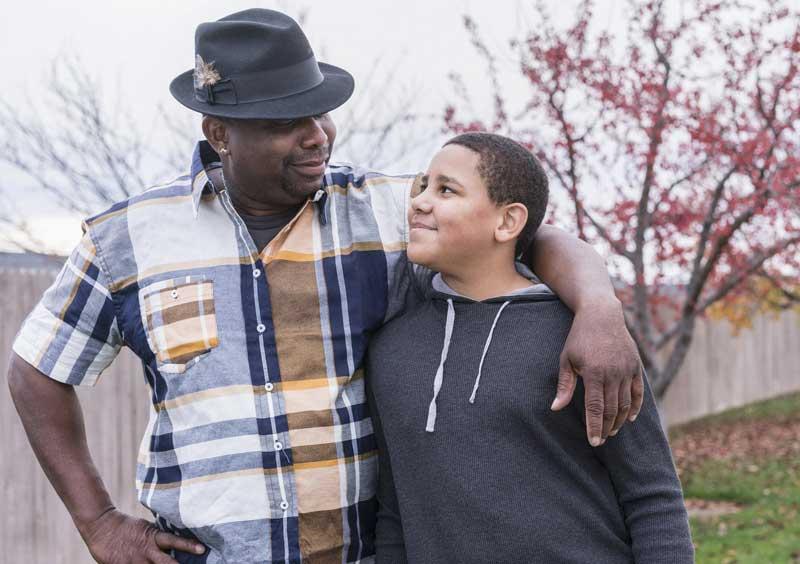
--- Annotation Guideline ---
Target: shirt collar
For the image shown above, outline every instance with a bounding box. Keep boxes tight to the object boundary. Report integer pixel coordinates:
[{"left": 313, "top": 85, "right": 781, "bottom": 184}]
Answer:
[{"left": 189, "top": 141, "right": 222, "bottom": 218}]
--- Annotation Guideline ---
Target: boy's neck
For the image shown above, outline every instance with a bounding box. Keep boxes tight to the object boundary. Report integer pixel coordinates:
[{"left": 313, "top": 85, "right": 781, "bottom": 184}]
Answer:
[{"left": 440, "top": 259, "right": 532, "bottom": 302}]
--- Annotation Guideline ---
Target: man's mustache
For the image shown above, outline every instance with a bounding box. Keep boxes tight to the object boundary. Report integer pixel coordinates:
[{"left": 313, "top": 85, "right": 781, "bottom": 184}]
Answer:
[{"left": 288, "top": 148, "right": 330, "bottom": 165}]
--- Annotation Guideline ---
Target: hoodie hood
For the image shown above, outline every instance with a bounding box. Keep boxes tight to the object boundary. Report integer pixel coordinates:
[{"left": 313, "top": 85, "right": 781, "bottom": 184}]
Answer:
[
  {"left": 424, "top": 263, "right": 558, "bottom": 432},
  {"left": 430, "top": 262, "right": 554, "bottom": 303}
]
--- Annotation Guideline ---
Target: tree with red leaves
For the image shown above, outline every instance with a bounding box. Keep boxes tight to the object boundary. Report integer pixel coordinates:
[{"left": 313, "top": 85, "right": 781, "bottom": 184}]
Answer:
[{"left": 444, "top": 0, "right": 800, "bottom": 402}]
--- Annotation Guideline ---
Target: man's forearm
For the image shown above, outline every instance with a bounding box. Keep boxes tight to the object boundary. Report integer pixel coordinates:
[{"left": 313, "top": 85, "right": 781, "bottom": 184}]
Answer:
[
  {"left": 7, "top": 353, "right": 114, "bottom": 536},
  {"left": 526, "top": 224, "right": 620, "bottom": 311},
  {"left": 525, "top": 225, "right": 643, "bottom": 442}
]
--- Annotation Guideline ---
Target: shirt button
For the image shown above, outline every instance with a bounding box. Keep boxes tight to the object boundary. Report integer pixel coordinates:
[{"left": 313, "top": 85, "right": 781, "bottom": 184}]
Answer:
[
  {"left": 280, "top": 500, "right": 289, "bottom": 511},
  {"left": 256, "top": 323, "right": 266, "bottom": 333},
  {"left": 253, "top": 269, "right": 261, "bottom": 278},
  {"left": 170, "top": 290, "right": 179, "bottom": 299},
  {"left": 265, "top": 382, "right": 274, "bottom": 392},
  {"left": 274, "top": 441, "right": 283, "bottom": 451}
]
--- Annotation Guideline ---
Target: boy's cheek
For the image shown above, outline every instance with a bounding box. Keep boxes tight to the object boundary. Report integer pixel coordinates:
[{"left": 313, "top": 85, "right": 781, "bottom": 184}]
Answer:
[
  {"left": 407, "top": 238, "right": 442, "bottom": 270},
  {"left": 407, "top": 240, "right": 431, "bottom": 265}
]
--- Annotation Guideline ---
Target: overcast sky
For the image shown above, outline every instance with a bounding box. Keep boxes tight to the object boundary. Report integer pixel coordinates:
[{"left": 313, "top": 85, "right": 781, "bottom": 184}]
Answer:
[{"left": 1, "top": 0, "right": 625, "bottom": 253}]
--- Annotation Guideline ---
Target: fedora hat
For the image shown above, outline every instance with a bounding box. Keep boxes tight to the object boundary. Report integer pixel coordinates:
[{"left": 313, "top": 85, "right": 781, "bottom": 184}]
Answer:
[{"left": 170, "top": 9, "right": 354, "bottom": 119}]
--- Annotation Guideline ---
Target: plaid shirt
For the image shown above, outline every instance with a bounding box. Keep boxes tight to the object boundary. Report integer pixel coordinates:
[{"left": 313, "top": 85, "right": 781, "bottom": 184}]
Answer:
[{"left": 13, "top": 141, "right": 416, "bottom": 564}]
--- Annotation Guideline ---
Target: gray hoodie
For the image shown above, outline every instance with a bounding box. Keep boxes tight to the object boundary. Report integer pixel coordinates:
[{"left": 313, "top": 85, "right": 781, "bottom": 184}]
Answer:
[{"left": 365, "top": 269, "right": 694, "bottom": 563}]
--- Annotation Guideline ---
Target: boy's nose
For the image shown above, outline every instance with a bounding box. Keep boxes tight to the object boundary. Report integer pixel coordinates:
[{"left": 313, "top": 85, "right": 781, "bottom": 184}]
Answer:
[{"left": 410, "top": 193, "right": 432, "bottom": 213}]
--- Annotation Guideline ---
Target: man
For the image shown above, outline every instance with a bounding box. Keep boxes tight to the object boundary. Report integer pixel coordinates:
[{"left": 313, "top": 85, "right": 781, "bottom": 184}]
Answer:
[{"left": 8, "top": 9, "right": 642, "bottom": 564}]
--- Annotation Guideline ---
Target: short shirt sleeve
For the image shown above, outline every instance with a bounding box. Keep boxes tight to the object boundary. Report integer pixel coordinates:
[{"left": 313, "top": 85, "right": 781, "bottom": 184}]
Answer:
[
  {"left": 12, "top": 228, "right": 122, "bottom": 386},
  {"left": 383, "top": 173, "right": 432, "bottom": 322}
]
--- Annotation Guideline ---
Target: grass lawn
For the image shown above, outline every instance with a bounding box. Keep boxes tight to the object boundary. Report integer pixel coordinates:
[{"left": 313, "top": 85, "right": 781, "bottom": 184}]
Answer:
[{"left": 669, "top": 392, "right": 800, "bottom": 563}]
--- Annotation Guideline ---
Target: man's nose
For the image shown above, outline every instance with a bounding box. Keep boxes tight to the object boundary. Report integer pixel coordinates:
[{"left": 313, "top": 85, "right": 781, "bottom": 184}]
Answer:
[{"left": 300, "top": 116, "right": 329, "bottom": 149}]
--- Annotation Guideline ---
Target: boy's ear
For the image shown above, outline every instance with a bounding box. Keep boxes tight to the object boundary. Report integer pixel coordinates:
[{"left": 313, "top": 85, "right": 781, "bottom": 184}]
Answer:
[{"left": 495, "top": 203, "right": 528, "bottom": 245}]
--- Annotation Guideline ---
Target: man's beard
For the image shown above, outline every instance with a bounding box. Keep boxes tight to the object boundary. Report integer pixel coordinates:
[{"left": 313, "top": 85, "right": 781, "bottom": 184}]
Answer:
[
  {"left": 280, "top": 146, "right": 332, "bottom": 202},
  {"left": 279, "top": 173, "right": 324, "bottom": 202}
]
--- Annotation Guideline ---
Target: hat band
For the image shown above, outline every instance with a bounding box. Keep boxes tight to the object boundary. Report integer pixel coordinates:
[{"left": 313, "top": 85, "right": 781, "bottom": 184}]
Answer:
[{"left": 194, "top": 56, "right": 325, "bottom": 106}]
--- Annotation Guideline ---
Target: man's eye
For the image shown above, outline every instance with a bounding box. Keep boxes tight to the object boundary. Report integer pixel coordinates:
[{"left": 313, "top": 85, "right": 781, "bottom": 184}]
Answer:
[
  {"left": 267, "top": 119, "right": 297, "bottom": 128},
  {"left": 440, "top": 185, "right": 455, "bottom": 194},
  {"left": 267, "top": 114, "right": 327, "bottom": 128}
]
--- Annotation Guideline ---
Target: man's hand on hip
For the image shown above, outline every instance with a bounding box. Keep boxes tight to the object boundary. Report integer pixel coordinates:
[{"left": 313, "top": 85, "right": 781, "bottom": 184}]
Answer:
[
  {"left": 82, "top": 509, "right": 205, "bottom": 564},
  {"left": 550, "top": 297, "right": 644, "bottom": 447}
]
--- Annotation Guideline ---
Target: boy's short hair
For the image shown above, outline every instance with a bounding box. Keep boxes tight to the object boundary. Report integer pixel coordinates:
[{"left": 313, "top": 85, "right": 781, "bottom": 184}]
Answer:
[{"left": 444, "top": 132, "right": 549, "bottom": 256}]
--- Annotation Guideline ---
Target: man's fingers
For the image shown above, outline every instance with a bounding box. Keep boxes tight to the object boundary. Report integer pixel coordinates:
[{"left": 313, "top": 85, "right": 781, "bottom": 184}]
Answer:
[
  {"left": 629, "top": 365, "right": 645, "bottom": 422},
  {"left": 148, "top": 549, "right": 179, "bottom": 564},
  {"left": 600, "top": 378, "right": 619, "bottom": 440},
  {"left": 551, "top": 355, "right": 578, "bottom": 412},
  {"left": 584, "top": 381, "right": 605, "bottom": 447},
  {"left": 154, "top": 530, "right": 206, "bottom": 556},
  {"left": 611, "top": 379, "right": 632, "bottom": 435}
]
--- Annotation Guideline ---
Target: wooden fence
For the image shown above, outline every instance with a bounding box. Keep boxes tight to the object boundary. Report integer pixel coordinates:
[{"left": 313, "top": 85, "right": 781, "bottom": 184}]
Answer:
[
  {"left": 1, "top": 262, "right": 799, "bottom": 562},
  {"left": 660, "top": 305, "right": 800, "bottom": 426},
  {"left": 1, "top": 265, "right": 149, "bottom": 564}
]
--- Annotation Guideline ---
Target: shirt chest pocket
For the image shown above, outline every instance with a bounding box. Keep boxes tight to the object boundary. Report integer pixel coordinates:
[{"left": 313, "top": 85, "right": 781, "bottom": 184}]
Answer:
[{"left": 138, "top": 276, "right": 219, "bottom": 373}]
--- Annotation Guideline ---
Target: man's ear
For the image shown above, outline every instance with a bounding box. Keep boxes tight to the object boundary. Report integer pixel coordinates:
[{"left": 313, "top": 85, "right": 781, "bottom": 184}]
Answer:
[
  {"left": 495, "top": 203, "right": 528, "bottom": 245},
  {"left": 201, "top": 115, "right": 229, "bottom": 155}
]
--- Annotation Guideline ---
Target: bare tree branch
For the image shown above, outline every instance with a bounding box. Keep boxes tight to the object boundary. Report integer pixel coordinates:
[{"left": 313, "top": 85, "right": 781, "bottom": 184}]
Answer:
[
  {"left": 0, "top": 49, "right": 428, "bottom": 252},
  {"left": 0, "top": 56, "right": 150, "bottom": 217}
]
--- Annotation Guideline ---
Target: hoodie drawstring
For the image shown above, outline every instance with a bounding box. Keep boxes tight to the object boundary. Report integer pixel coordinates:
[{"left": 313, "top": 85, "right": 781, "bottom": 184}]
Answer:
[
  {"left": 425, "top": 299, "right": 455, "bottom": 433},
  {"left": 469, "top": 301, "right": 511, "bottom": 404},
  {"left": 426, "top": 299, "right": 512, "bottom": 432}
]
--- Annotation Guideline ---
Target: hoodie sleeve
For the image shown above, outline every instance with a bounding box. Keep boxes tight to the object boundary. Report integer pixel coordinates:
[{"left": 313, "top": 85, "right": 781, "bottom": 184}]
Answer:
[
  {"left": 580, "top": 375, "right": 695, "bottom": 564},
  {"left": 367, "top": 379, "right": 409, "bottom": 564}
]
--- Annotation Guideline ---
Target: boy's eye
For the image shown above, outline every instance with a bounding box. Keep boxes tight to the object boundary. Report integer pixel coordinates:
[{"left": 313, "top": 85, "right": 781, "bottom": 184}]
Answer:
[{"left": 439, "top": 185, "right": 455, "bottom": 194}]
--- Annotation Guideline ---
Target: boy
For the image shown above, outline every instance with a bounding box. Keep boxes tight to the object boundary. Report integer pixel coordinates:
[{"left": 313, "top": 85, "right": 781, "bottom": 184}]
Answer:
[{"left": 366, "top": 132, "right": 694, "bottom": 563}]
